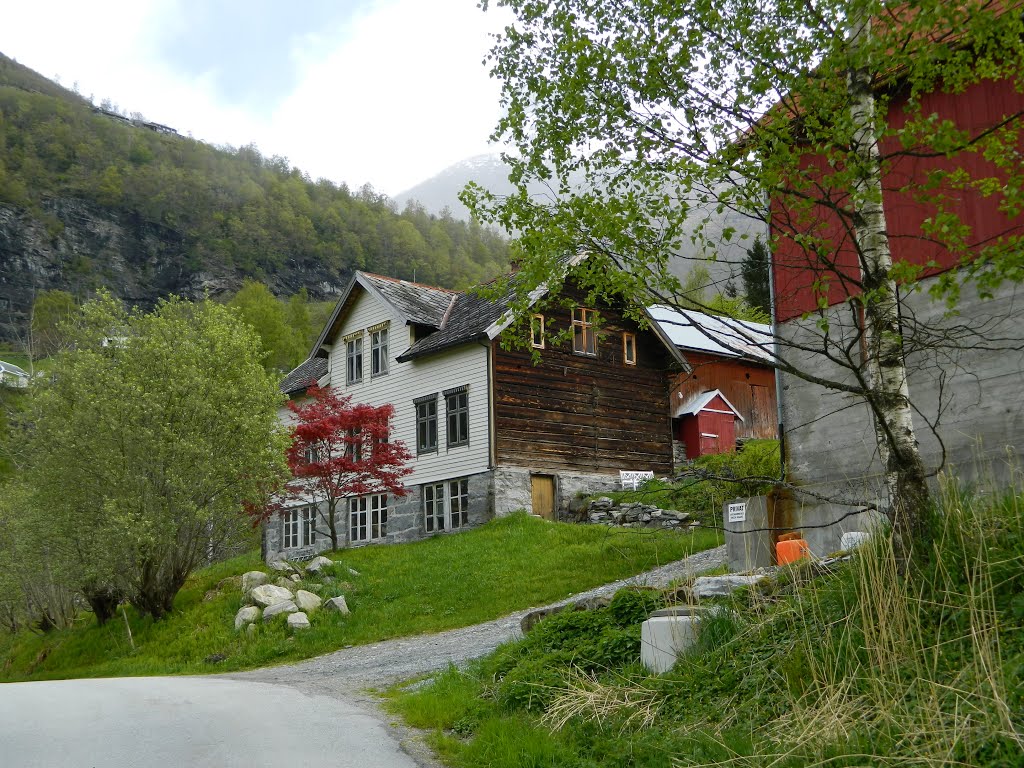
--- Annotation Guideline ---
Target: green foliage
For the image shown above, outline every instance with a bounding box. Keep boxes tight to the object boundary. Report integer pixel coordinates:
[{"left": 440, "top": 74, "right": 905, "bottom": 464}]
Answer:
[
  {"left": 23, "top": 292, "right": 290, "bottom": 620},
  {"left": 0, "top": 513, "right": 721, "bottom": 678},
  {"left": 0, "top": 53, "right": 509, "bottom": 297},
  {"left": 30, "top": 289, "right": 77, "bottom": 357},
  {"left": 227, "top": 280, "right": 304, "bottom": 371},
  {"left": 606, "top": 440, "right": 781, "bottom": 524},
  {"left": 741, "top": 237, "right": 771, "bottom": 315}
]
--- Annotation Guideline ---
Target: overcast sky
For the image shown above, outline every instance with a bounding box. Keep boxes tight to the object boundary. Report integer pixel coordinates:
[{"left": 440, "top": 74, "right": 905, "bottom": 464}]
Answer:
[{"left": 0, "top": 0, "right": 510, "bottom": 196}]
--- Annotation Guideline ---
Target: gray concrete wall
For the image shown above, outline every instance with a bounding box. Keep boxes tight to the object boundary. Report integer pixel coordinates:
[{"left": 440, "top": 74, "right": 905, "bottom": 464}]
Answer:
[{"left": 778, "top": 278, "right": 1024, "bottom": 554}]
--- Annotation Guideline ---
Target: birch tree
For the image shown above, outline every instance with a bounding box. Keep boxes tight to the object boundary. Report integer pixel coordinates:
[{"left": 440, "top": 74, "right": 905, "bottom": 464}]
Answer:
[{"left": 469, "top": 0, "right": 1024, "bottom": 553}]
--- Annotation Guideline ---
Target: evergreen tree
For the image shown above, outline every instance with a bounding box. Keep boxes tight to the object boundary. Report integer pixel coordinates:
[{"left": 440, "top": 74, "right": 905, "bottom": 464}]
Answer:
[{"left": 741, "top": 237, "right": 771, "bottom": 315}]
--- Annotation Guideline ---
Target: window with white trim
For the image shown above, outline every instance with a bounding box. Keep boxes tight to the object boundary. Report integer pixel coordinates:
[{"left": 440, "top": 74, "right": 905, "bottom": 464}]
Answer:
[
  {"left": 346, "top": 336, "right": 363, "bottom": 385},
  {"left": 531, "top": 314, "right": 545, "bottom": 348},
  {"left": 346, "top": 428, "right": 363, "bottom": 462},
  {"left": 445, "top": 388, "right": 469, "bottom": 447},
  {"left": 415, "top": 395, "right": 438, "bottom": 454},
  {"left": 370, "top": 327, "right": 389, "bottom": 377},
  {"left": 572, "top": 308, "right": 598, "bottom": 356},
  {"left": 423, "top": 477, "right": 470, "bottom": 532},
  {"left": 303, "top": 444, "right": 321, "bottom": 465},
  {"left": 283, "top": 505, "right": 317, "bottom": 549},
  {"left": 623, "top": 332, "right": 636, "bottom": 365},
  {"left": 349, "top": 494, "right": 387, "bottom": 542}
]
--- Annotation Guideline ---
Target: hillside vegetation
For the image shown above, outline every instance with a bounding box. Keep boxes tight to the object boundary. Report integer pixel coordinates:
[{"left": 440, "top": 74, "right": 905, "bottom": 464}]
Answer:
[{"left": 0, "top": 53, "right": 508, "bottom": 331}]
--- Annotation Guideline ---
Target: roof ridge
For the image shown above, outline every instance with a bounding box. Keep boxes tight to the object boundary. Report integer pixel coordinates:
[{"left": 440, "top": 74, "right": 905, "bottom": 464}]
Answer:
[{"left": 360, "top": 271, "right": 461, "bottom": 295}]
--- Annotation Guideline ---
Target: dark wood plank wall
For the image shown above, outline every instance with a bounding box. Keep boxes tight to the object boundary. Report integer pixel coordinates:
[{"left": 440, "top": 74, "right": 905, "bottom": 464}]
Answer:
[
  {"left": 670, "top": 352, "right": 778, "bottom": 440},
  {"left": 493, "top": 297, "right": 677, "bottom": 475}
]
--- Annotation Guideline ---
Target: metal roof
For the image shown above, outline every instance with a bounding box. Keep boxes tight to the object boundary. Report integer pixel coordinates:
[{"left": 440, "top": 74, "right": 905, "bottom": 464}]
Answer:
[{"left": 648, "top": 305, "right": 773, "bottom": 362}]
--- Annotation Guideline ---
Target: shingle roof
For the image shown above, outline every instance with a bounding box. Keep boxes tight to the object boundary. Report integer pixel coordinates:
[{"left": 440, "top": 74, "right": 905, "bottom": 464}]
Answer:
[
  {"left": 396, "top": 282, "right": 514, "bottom": 362},
  {"left": 360, "top": 273, "right": 457, "bottom": 328},
  {"left": 280, "top": 356, "right": 328, "bottom": 395}
]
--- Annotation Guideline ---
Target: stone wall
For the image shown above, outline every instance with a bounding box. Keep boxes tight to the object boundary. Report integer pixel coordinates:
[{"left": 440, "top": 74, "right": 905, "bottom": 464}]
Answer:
[
  {"left": 490, "top": 467, "right": 623, "bottom": 519},
  {"left": 778, "top": 278, "right": 1024, "bottom": 554}
]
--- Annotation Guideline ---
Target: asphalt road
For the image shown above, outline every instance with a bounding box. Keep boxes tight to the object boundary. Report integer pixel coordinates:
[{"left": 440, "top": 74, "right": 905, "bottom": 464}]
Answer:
[{"left": 0, "top": 676, "right": 421, "bottom": 768}]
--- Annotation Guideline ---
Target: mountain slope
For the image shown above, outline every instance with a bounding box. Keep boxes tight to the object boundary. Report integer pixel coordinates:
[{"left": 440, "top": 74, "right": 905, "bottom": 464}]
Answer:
[{"left": 0, "top": 53, "right": 508, "bottom": 341}]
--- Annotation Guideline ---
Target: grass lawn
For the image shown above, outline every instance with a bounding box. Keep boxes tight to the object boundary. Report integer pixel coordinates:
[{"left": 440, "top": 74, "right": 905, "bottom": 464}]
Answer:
[{"left": 0, "top": 513, "right": 720, "bottom": 681}]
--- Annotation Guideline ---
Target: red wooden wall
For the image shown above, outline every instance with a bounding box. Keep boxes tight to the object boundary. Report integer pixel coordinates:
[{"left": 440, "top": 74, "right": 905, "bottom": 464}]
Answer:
[
  {"left": 772, "top": 76, "right": 1024, "bottom": 321},
  {"left": 671, "top": 353, "right": 777, "bottom": 440}
]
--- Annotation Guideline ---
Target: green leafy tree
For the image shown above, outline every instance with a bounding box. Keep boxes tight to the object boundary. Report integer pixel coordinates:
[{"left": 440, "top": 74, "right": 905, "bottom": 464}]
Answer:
[
  {"left": 741, "top": 238, "right": 772, "bottom": 315},
  {"left": 26, "top": 292, "right": 289, "bottom": 620},
  {"left": 228, "top": 280, "right": 297, "bottom": 373},
  {"left": 30, "top": 289, "right": 77, "bottom": 358},
  {"left": 469, "top": 0, "right": 1024, "bottom": 553}
]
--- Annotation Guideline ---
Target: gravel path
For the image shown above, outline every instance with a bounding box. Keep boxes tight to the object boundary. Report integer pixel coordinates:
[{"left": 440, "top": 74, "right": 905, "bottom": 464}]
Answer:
[{"left": 229, "top": 544, "right": 725, "bottom": 696}]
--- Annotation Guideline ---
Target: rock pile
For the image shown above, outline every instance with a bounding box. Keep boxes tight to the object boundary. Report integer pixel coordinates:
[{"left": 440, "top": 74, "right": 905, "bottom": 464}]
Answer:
[
  {"left": 232, "top": 555, "right": 350, "bottom": 634},
  {"left": 586, "top": 498, "right": 700, "bottom": 531}
]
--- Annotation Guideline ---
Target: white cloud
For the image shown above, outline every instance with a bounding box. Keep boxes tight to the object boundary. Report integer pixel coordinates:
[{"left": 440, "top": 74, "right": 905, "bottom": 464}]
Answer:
[{"left": 0, "top": 0, "right": 510, "bottom": 195}]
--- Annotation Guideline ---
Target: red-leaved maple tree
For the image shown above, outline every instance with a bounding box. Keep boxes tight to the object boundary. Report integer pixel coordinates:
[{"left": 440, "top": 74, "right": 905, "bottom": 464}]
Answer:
[{"left": 268, "top": 385, "right": 412, "bottom": 550}]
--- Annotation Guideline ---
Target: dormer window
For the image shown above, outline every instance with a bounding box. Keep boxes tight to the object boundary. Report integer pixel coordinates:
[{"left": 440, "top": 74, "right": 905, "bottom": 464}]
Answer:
[{"left": 572, "top": 308, "right": 597, "bottom": 356}]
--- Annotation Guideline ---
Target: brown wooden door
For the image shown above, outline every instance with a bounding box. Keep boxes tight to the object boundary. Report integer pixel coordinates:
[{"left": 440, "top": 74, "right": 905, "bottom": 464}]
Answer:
[
  {"left": 531, "top": 475, "right": 556, "bottom": 520},
  {"left": 749, "top": 384, "right": 777, "bottom": 439}
]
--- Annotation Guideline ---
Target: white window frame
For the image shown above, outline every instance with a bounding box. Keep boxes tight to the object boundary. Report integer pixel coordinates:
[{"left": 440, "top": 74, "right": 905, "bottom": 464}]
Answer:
[
  {"left": 283, "top": 504, "right": 317, "bottom": 549},
  {"left": 346, "top": 336, "right": 363, "bottom": 385},
  {"left": 423, "top": 477, "right": 470, "bottom": 532},
  {"left": 572, "top": 308, "right": 598, "bottom": 356},
  {"left": 370, "top": 327, "right": 389, "bottom": 377},
  {"left": 349, "top": 494, "right": 387, "bottom": 543}
]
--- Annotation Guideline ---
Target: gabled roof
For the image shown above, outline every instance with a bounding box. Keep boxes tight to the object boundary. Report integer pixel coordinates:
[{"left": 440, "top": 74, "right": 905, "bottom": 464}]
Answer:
[
  {"left": 648, "top": 305, "right": 773, "bottom": 362},
  {"left": 280, "top": 357, "right": 328, "bottom": 396},
  {"left": 310, "top": 272, "right": 459, "bottom": 359},
  {"left": 677, "top": 389, "right": 744, "bottom": 421}
]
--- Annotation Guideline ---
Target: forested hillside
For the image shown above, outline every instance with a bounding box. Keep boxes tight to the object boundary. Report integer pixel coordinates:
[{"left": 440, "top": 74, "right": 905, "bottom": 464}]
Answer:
[{"left": 0, "top": 53, "right": 508, "bottom": 341}]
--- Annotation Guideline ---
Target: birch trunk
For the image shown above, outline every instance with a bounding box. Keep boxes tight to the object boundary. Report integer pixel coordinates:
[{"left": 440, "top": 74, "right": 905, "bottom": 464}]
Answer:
[{"left": 847, "top": 15, "right": 932, "bottom": 556}]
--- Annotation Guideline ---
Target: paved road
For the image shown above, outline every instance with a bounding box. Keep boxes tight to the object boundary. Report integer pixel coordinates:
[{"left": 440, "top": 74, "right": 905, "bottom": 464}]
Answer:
[
  {"left": 0, "top": 676, "right": 420, "bottom": 768},
  {"left": 0, "top": 545, "right": 725, "bottom": 768}
]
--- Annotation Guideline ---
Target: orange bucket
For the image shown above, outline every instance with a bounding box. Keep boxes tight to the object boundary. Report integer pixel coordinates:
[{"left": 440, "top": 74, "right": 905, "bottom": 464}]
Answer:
[{"left": 776, "top": 537, "right": 810, "bottom": 565}]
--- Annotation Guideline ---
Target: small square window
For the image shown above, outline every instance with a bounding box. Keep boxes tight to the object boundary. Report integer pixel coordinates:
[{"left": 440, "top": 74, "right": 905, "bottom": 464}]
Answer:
[
  {"left": 623, "top": 332, "right": 636, "bottom": 365},
  {"left": 530, "top": 314, "right": 545, "bottom": 349}
]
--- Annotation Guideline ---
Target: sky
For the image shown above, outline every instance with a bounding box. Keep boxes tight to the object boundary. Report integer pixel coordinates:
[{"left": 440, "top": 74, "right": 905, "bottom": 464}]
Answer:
[{"left": 0, "top": 0, "right": 510, "bottom": 196}]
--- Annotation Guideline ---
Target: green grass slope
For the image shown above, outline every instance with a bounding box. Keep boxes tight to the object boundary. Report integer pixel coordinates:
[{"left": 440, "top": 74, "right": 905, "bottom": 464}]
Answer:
[
  {"left": 390, "top": 486, "right": 1024, "bottom": 768},
  {"left": 0, "top": 514, "right": 720, "bottom": 681}
]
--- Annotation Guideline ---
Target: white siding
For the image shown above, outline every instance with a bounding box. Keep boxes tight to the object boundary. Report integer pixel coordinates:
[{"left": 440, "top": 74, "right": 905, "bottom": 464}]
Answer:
[{"left": 326, "top": 288, "right": 491, "bottom": 486}]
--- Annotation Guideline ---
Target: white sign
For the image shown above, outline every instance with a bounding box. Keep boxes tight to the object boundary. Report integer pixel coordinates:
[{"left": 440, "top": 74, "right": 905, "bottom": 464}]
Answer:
[
  {"left": 727, "top": 502, "right": 747, "bottom": 523},
  {"left": 620, "top": 470, "right": 655, "bottom": 490}
]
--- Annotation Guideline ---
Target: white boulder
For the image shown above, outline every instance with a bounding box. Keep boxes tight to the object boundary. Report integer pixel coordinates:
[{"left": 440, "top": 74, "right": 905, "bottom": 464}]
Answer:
[
  {"left": 241, "top": 571, "right": 268, "bottom": 593},
  {"left": 324, "top": 596, "right": 350, "bottom": 615},
  {"left": 295, "top": 590, "right": 322, "bottom": 613},
  {"left": 691, "top": 574, "right": 768, "bottom": 598},
  {"left": 263, "top": 600, "right": 299, "bottom": 622},
  {"left": 268, "top": 559, "right": 299, "bottom": 574},
  {"left": 305, "top": 556, "right": 334, "bottom": 574},
  {"left": 287, "top": 612, "right": 311, "bottom": 631},
  {"left": 250, "top": 584, "right": 294, "bottom": 608},
  {"left": 234, "top": 605, "right": 260, "bottom": 631}
]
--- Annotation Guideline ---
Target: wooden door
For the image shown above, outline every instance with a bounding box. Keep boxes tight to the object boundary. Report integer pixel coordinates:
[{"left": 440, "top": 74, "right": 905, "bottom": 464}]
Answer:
[
  {"left": 531, "top": 475, "right": 556, "bottom": 520},
  {"left": 749, "top": 384, "right": 777, "bottom": 439}
]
